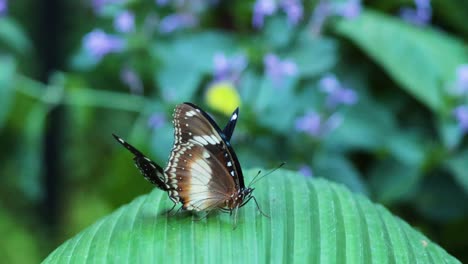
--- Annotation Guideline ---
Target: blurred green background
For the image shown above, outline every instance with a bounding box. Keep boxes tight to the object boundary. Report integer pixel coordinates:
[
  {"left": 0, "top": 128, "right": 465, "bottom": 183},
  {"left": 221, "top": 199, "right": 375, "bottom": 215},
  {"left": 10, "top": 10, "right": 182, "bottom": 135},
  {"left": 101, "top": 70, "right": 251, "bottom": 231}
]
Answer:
[{"left": 1, "top": 0, "right": 467, "bottom": 262}]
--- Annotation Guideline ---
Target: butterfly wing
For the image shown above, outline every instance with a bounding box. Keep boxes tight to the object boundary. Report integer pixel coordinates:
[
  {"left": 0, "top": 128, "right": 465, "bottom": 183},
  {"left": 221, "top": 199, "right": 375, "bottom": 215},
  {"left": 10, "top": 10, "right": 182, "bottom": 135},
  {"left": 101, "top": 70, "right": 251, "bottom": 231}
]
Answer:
[
  {"left": 165, "top": 103, "right": 244, "bottom": 211},
  {"left": 112, "top": 134, "right": 169, "bottom": 191},
  {"left": 222, "top": 107, "right": 239, "bottom": 141}
]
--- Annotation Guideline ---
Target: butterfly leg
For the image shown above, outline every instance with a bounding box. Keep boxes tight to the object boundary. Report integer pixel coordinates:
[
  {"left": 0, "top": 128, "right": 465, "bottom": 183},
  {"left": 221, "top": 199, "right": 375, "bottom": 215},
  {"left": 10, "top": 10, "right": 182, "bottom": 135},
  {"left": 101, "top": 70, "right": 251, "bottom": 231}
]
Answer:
[
  {"left": 166, "top": 202, "right": 178, "bottom": 215},
  {"left": 251, "top": 196, "right": 270, "bottom": 218},
  {"left": 192, "top": 211, "right": 211, "bottom": 221},
  {"left": 232, "top": 206, "right": 239, "bottom": 230}
]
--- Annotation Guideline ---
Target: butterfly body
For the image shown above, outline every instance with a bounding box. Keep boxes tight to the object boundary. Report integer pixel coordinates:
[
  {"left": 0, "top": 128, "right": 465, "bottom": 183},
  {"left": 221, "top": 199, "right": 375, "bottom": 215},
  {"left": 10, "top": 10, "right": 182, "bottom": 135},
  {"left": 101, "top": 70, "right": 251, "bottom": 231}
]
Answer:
[{"left": 113, "top": 102, "right": 258, "bottom": 217}]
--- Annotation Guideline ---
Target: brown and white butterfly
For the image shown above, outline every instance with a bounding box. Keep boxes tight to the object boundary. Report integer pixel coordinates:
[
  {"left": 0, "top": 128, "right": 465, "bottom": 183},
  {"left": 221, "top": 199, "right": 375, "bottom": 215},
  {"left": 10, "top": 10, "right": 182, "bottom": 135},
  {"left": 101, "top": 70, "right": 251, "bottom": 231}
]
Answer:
[{"left": 113, "top": 102, "right": 263, "bottom": 221}]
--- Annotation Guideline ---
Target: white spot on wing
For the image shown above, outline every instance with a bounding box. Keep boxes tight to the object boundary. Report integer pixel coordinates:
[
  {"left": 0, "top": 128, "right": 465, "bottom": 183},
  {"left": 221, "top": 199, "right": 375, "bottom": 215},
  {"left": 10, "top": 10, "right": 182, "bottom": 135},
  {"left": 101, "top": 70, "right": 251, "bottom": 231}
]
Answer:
[
  {"left": 192, "top": 136, "right": 208, "bottom": 145},
  {"left": 186, "top": 110, "right": 197, "bottom": 117},
  {"left": 203, "top": 135, "right": 216, "bottom": 145},
  {"left": 210, "top": 135, "right": 221, "bottom": 143},
  {"left": 231, "top": 112, "right": 238, "bottom": 121}
]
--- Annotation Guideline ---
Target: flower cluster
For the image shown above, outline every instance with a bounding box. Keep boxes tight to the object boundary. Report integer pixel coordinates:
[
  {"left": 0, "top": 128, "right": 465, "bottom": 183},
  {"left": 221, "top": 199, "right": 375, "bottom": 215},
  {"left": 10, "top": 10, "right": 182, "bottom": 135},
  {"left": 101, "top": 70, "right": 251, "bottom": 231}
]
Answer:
[
  {"left": 453, "top": 105, "right": 468, "bottom": 133},
  {"left": 263, "top": 53, "right": 298, "bottom": 87},
  {"left": 114, "top": 11, "right": 135, "bottom": 33},
  {"left": 451, "top": 64, "right": 468, "bottom": 134},
  {"left": 295, "top": 110, "right": 343, "bottom": 137},
  {"left": 120, "top": 67, "right": 143, "bottom": 95},
  {"left": 452, "top": 65, "right": 468, "bottom": 95},
  {"left": 158, "top": 13, "right": 198, "bottom": 34},
  {"left": 147, "top": 112, "right": 167, "bottom": 129},
  {"left": 82, "top": 29, "right": 125, "bottom": 60},
  {"left": 298, "top": 164, "right": 314, "bottom": 177},
  {"left": 310, "top": 0, "right": 362, "bottom": 34},
  {"left": 400, "top": 0, "right": 432, "bottom": 26},
  {"left": 319, "top": 73, "right": 358, "bottom": 108},
  {"left": 213, "top": 53, "right": 248, "bottom": 82},
  {"left": 91, "top": 0, "right": 123, "bottom": 14},
  {"left": 252, "top": 0, "right": 303, "bottom": 28},
  {"left": 295, "top": 74, "right": 357, "bottom": 137},
  {"left": 0, "top": 0, "right": 7, "bottom": 16}
]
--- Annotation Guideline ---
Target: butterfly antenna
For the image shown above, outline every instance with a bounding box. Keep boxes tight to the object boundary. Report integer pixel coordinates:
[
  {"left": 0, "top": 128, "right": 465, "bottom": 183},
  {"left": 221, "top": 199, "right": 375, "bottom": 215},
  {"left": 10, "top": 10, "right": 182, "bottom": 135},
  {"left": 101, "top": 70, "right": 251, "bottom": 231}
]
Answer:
[
  {"left": 248, "top": 162, "right": 286, "bottom": 187},
  {"left": 248, "top": 170, "right": 262, "bottom": 188}
]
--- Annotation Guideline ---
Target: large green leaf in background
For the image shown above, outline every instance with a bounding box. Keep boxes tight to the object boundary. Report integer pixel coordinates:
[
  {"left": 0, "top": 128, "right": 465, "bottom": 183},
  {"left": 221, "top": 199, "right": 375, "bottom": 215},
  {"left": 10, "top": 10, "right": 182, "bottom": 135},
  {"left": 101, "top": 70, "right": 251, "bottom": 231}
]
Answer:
[
  {"left": 43, "top": 169, "right": 459, "bottom": 263},
  {"left": 333, "top": 9, "right": 468, "bottom": 112}
]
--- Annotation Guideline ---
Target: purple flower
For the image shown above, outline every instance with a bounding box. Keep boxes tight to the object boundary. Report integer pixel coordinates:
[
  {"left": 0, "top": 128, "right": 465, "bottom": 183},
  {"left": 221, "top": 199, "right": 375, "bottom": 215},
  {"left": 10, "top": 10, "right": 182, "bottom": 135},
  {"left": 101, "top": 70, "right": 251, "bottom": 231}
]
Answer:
[
  {"left": 311, "top": 0, "right": 361, "bottom": 34},
  {"left": 91, "top": 0, "right": 122, "bottom": 14},
  {"left": 158, "top": 13, "right": 198, "bottom": 34},
  {"left": 298, "top": 164, "right": 314, "bottom": 177},
  {"left": 319, "top": 74, "right": 341, "bottom": 93},
  {"left": 326, "top": 88, "right": 358, "bottom": 107},
  {"left": 453, "top": 64, "right": 468, "bottom": 95},
  {"left": 295, "top": 111, "right": 322, "bottom": 136},
  {"left": 336, "top": 0, "right": 362, "bottom": 19},
  {"left": 83, "top": 29, "right": 124, "bottom": 60},
  {"left": 400, "top": 0, "right": 432, "bottom": 26},
  {"left": 310, "top": 1, "right": 331, "bottom": 34},
  {"left": 0, "top": 0, "right": 7, "bottom": 16},
  {"left": 148, "top": 113, "right": 166, "bottom": 129},
  {"left": 295, "top": 111, "right": 343, "bottom": 137},
  {"left": 120, "top": 67, "right": 143, "bottom": 94},
  {"left": 155, "top": 0, "right": 170, "bottom": 6},
  {"left": 453, "top": 105, "right": 468, "bottom": 133},
  {"left": 264, "top": 53, "right": 298, "bottom": 87},
  {"left": 318, "top": 74, "right": 358, "bottom": 108},
  {"left": 114, "top": 11, "right": 135, "bottom": 33},
  {"left": 252, "top": 0, "right": 278, "bottom": 29},
  {"left": 213, "top": 52, "right": 247, "bottom": 81},
  {"left": 281, "top": 0, "right": 303, "bottom": 25}
]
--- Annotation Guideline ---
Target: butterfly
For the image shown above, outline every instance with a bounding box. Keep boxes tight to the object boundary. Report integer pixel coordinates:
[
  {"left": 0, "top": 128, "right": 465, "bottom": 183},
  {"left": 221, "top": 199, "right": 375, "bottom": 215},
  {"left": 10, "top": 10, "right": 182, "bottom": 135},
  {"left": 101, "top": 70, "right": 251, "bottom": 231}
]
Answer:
[{"left": 113, "top": 102, "right": 265, "bottom": 222}]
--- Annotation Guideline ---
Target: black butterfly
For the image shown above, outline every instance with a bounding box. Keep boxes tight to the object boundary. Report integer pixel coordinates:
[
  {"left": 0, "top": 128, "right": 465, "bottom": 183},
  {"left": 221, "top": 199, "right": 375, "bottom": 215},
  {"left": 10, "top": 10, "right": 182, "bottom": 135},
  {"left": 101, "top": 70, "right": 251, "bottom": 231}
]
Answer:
[{"left": 113, "top": 102, "right": 263, "bottom": 219}]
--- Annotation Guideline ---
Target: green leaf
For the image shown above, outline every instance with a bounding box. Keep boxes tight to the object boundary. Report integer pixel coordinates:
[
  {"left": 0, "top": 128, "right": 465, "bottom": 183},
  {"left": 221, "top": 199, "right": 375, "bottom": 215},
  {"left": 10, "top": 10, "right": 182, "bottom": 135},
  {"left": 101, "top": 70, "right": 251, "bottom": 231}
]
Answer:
[
  {"left": 156, "top": 66, "right": 202, "bottom": 103},
  {"left": 17, "top": 103, "right": 48, "bottom": 201},
  {"left": 262, "top": 16, "right": 294, "bottom": 49},
  {"left": 286, "top": 33, "right": 338, "bottom": 78},
  {"left": 0, "top": 18, "right": 32, "bottom": 55},
  {"left": 42, "top": 169, "right": 459, "bottom": 263},
  {"left": 369, "top": 158, "right": 421, "bottom": 204},
  {"left": 313, "top": 152, "right": 368, "bottom": 195},
  {"left": 253, "top": 77, "right": 299, "bottom": 133},
  {"left": 331, "top": 99, "right": 396, "bottom": 151},
  {"left": 445, "top": 150, "right": 468, "bottom": 195},
  {"left": 0, "top": 56, "right": 16, "bottom": 130},
  {"left": 437, "top": 117, "right": 463, "bottom": 150},
  {"left": 153, "top": 31, "right": 237, "bottom": 74},
  {"left": 332, "top": 9, "right": 468, "bottom": 112}
]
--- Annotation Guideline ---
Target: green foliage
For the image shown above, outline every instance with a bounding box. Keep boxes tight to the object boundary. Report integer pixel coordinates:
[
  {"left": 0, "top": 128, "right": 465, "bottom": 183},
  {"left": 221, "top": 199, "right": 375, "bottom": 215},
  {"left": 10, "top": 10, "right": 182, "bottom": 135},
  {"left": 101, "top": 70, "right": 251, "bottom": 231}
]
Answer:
[
  {"left": 1, "top": 2, "right": 467, "bottom": 263},
  {"left": 43, "top": 169, "right": 460, "bottom": 264},
  {"left": 333, "top": 9, "right": 468, "bottom": 112},
  {"left": 0, "top": 18, "right": 32, "bottom": 55},
  {"left": 0, "top": 56, "right": 15, "bottom": 129}
]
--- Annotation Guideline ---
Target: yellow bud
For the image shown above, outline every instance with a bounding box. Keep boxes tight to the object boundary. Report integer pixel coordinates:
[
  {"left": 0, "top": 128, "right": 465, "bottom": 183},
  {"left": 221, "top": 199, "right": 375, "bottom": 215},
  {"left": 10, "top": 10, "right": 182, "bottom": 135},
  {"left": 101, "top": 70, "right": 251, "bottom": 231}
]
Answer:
[{"left": 205, "top": 81, "right": 241, "bottom": 116}]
